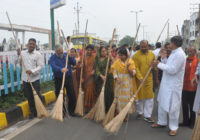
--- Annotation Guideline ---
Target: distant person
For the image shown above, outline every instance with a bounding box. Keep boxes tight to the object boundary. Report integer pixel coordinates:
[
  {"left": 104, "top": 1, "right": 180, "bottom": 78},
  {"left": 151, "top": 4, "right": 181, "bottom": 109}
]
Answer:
[
  {"left": 180, "top": 46, "right": 197, "bottom": 129},
  {"left": 15, "top": 38, "right": 44, "bottom": 119},
  {"left": 153, "top": 42, "right": 162, "bottom": 57},
  {"left": 130, "top": 45, "right": 136, "bottom": 58},
  {"left": 63, "top": 36, "right": 74, "bottom": 51}
]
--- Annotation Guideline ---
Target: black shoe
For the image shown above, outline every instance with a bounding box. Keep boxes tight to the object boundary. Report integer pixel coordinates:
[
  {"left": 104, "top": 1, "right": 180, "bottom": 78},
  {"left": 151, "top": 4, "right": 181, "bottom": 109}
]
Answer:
[
  {"left": 189, "top": 124, "right": 194, "bottom": 129},
  {"left": 179, "top": 123, "right": 189, "bottom": 127},
  {"left": 69, "top": 112, "right": 76, "bottom": 117},
  {"left": 29, "top": 114, "right": 36, "bottom": 119}
]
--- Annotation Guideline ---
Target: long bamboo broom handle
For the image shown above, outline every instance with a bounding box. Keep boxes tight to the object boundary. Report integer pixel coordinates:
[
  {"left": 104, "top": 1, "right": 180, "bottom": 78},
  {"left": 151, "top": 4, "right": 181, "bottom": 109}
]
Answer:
[
  {"left": 60, "top": 30, "right": 71, "bottom": 90},
  {"left": 133, "top": 19, "right": 169, "bottom": 98},
  {"left": 131, "top": 19, "right": 169, "bottom": 103},
  {"left": 102, "top": 28, "right": 116, "bottom": 87},
  {"left": 6, "top": 12, "right": 36, "bottom": 92},
  {"left": 167, "top": 23, "right": 169, "bottom": 41},
  {"left": 156, "top": 19, "right": 169, "bottom": 43},
  {"left": 57, "top": 21, "right": 62, "bottom": 44},
  {"left": 79, "top": 20, "right": 88, "bottom": 90},
  {"left": 132, "top": 23, "right": 141, "bottom": 49},
  {"left": 176, "top": 25, "right": 180, "bottom": 36}
]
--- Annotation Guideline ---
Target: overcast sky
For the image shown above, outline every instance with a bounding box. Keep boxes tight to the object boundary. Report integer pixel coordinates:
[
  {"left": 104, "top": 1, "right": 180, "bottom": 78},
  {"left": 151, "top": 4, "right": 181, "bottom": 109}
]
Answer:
[{"left": 0, "top": 0, "right": 198, "bottom": 44}]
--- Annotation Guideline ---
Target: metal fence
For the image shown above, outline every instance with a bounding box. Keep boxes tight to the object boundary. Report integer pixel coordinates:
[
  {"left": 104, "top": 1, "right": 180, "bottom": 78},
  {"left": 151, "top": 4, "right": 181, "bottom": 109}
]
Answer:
[{"left": 0, "top": 50, "right": 54, "bottom": 96}]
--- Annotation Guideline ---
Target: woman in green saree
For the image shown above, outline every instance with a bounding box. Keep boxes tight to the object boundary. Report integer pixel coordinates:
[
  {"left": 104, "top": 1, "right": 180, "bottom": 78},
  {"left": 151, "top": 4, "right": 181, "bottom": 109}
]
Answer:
[{"left": 94, "top": 46, "right": 114, "bottom": 112}]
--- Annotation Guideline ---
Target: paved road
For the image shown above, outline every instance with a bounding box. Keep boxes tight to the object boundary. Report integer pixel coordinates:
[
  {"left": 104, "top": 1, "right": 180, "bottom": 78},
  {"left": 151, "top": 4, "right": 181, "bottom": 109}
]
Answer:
[{"left": 1, "top": 101, "right": 193, "bottom": 140}]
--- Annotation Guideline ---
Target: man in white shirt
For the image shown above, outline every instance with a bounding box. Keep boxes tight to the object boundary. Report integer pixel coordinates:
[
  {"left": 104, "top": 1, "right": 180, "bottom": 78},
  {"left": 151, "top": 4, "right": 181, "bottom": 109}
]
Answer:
[
  {"left": 16, "top": 38, "right": 44, "bottom": 119},
  {"left": 67, "top": 36, "right": 74, "bottom": 50},
  {"left": 153, "top": 42, "right": 162, "bottom": 57},
  {"left": 151, "top": 36, "right": 186, "bottom": 136}
]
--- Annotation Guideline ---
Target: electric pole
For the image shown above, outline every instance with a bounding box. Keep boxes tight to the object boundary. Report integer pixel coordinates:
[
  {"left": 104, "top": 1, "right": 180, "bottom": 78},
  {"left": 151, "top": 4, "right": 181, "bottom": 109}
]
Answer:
[{"left": 74, "top": 2, "right": 82, "bottom": 35}]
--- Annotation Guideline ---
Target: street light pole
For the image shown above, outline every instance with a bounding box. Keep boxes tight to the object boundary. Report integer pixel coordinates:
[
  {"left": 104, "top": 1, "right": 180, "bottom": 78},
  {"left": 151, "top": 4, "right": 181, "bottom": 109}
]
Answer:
[
  {"left": 131, "top": 10, "right": 143, "bottom": 41},
  {"left": 142, "top": 25, "right": 147, "bottom": 40}
]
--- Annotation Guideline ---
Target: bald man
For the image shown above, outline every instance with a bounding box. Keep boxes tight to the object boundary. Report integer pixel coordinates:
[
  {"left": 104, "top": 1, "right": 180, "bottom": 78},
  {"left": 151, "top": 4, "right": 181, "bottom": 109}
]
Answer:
[{"left": 133, "top": 40, "right": 155, "bottom": 123}]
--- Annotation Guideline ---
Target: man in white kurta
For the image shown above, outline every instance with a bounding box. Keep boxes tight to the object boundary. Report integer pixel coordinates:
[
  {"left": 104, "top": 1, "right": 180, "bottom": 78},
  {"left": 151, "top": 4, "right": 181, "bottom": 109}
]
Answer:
[
  {"left": 193, "top": 62, "right": 200, "bottom": 115},
  {"left": 151, "top": 36, "right": 186, "bottom": 136}
]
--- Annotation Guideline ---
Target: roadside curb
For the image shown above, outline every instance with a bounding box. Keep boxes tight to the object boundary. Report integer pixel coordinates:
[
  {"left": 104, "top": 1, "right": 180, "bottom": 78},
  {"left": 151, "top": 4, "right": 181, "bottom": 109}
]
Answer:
[{"left": 0, "top": 90, "right": 56, "bottom": 130}]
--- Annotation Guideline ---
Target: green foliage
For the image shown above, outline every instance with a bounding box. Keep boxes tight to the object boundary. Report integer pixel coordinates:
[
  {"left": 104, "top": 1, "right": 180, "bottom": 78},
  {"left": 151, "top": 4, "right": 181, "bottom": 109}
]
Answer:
[
  {"left": 119, "top": 35, "right": 134, "bottom": 47},
  {"left": 0, "top": 80, "right": 55, "bottom": 111}
]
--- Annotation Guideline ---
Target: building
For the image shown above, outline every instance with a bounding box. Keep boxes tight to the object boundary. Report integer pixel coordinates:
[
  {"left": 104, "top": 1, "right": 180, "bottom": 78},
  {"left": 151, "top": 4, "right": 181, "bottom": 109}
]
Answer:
[
  {"left": 189, "top": 12, "right": 198, "bottom": 45},
  {"left": 182, "top": 20, "right": 190, "bottom": 49}
]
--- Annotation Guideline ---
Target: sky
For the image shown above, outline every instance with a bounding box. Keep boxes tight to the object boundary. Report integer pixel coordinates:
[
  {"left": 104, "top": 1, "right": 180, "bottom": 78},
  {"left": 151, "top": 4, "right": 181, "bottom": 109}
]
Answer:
[{"left": 0, "top": 0, "right": 198, "bottom": 45}]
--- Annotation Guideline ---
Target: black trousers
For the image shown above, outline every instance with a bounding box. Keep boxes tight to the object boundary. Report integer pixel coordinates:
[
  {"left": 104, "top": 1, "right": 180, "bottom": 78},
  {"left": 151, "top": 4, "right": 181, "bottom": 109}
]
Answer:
[
  {"left": 23, "top": 80, "right": 44, "bottom": 116},
  {"left": 182, "top": 90, "right": 196, "bottom": 126},
  {"left": 54, "top": 76, "right": 76, "bottom": 114}
]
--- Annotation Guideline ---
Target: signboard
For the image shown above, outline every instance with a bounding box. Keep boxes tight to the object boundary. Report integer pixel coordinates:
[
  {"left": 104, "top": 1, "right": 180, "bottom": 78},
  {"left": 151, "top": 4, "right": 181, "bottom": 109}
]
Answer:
[{"left": 50, "top": 0, "right": 66, "bottom": 9}]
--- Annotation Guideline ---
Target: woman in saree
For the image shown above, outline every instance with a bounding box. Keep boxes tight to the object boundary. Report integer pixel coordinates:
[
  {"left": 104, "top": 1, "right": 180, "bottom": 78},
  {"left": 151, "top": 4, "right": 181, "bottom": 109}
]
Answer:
[
  {"left": 82, "top": 44, "right": 97, "bottom": 113},
  {"left": 70, "top": 48, "right": 80, "bottom": 99},
  {"left": 94, "top": 46, "right": 114, "bottom": 112},
  {"left": 111, "top": 48, "right": 137, "bottom": 121}
]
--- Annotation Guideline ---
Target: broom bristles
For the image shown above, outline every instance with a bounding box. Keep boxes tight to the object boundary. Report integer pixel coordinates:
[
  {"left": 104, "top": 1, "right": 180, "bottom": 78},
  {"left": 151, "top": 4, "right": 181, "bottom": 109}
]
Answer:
[
  {"left": 75, "top": 88, "right": 84, "bottom": 116},
  {"left": 50, "top": 90, "right": 64, "bottom": 122},
  {"left": 104, "top": 98, "right": 134, "bottom": 133},
  {"left": 191, "top": 110, "right": 200, "bottom": 140},
  {"left": 33, "top": 90, "right": 49, "bottom": 118},
  {"left": 94, "top": 87, "right": 105, "bottom": 122},
  {"left": 84, "top": 102, "right": 97, "bottom": 119},
  {"left": 102, "top": 97, "right": 117, "bottom": 126}
]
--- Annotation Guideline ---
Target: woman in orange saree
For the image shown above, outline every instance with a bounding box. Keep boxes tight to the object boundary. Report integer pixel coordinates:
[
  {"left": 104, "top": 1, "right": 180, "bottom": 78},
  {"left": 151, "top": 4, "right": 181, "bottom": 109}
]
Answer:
[{"left": 82, "top": 44, "right": 97, "bottom": 113}]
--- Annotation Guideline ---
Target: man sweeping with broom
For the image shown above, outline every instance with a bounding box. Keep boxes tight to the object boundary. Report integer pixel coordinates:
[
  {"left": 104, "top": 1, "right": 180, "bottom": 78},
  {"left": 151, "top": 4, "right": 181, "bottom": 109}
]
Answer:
[
  {"left": 16, "top": 38, "right": 45, "bottom": 119},
  {"left": 50, "top": 44, "right": 77, "bottom": 117}
]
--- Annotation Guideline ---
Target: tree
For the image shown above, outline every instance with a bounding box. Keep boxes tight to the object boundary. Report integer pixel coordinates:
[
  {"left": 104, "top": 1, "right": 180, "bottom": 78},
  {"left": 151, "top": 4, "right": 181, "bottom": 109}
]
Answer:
[{"left": 119, "top": 35, "right": 134, "bottom": 47}]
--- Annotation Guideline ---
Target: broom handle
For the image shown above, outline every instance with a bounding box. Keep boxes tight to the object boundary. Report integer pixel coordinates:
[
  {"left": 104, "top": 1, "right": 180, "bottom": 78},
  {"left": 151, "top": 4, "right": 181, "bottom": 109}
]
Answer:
[
  {"left": 57, "top": 21, "right": 62, "bottom": 44},
  {"left": 155, "top": 19, "right": 169, "bottom": 43},
  {"left": 176, "top": 25, "right": 180, "bottom": 36},
  {"left": 132, "top": 20, "right": 168, "bottom": 101},
  {"left": 102, "top": 28, "right": 116, "bottom": 87},
  {"left": 79, "top": 20, "right": 88, "bottom": 90},
  {"left": 61, "top": 30, "right": 71, "bottom": 90},
  {"left": 167, "top": 23, "right": 169, "bottom": 41},
  {"left": 6, "top": 12, "right": 36, "bottom": 92},
  {"left": 132, "top": 23, "right": 141, "bottom": 50}
]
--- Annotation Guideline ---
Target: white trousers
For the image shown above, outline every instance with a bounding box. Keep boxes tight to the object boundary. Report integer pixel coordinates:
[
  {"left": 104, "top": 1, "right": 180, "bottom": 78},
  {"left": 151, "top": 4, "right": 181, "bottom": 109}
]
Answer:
[
  {"left": 157, "top": 104, "right": 180, "bottom": 131},
  {"left": 136, "top": 98, "right": 154, "bottom": 118}
]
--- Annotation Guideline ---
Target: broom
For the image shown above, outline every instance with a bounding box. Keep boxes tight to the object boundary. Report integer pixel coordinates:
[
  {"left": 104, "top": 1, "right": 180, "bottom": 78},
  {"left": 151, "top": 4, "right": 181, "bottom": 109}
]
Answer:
[
  {"left": 50, "top": 28, "right": 71, "bottom": 121},
  {"left": 6, "top": 12, "right": 48, "bottom": 118},
  {"left": 191, "top": 109, "right": 200, "bottom": 140},
  {"left": 102, "top": 80, "right": 120, "bottom": 126},
  {"left": 102, "top": 24, "right": 141, "bottom": 126},
  {"left": 84, "top": 28, "right": 116, "bottom": 121},
  {"left": 75, "top": 20, "right": 88, "bottom": 116},
  {"left": 104, "top": 19, "right": 169, "bottom": 133}
]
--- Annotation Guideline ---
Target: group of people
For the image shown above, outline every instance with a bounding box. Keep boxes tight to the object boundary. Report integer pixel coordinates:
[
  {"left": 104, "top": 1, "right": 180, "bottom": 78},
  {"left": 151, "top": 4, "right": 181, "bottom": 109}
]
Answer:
[{"left": 17, "top": 35, "right": 200, "bottom": 137}]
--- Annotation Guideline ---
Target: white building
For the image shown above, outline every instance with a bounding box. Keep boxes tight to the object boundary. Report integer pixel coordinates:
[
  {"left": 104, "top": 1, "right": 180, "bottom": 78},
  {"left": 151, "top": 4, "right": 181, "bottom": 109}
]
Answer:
[{"left": 189, "top": 12, "right": 198, "bottom": 44}]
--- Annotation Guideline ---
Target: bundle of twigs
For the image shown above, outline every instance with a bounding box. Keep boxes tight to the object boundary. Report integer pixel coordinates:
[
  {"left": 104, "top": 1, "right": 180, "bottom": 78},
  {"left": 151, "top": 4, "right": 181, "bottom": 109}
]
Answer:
[
  {"left": 102, "top": 81, "right": 120, "bottom": 126},
  {"left": 191, "top": 109, "right": 200, "bottom": 140},
  {"left": 6, "top": 12, "right": 48, "bottom": 118},
  {"left": 50, "top": 23, "right": 71, "bottom": 121},
  {"left": 75, "top": 20, "right": 88, "bottom": 116},
  {"left": 104, "top": 19, "right": 169, "bottom": 133},
  {"left": 84, "top": 28, "right": 116, "bottom": 122}
]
